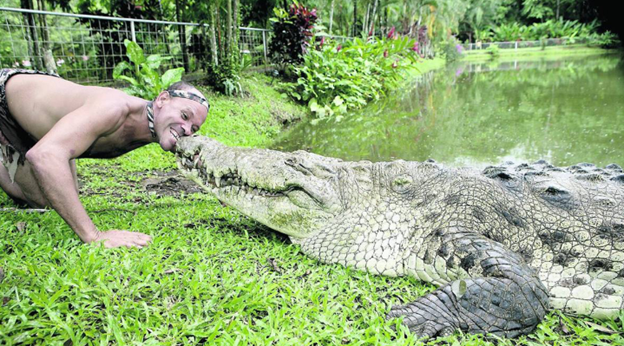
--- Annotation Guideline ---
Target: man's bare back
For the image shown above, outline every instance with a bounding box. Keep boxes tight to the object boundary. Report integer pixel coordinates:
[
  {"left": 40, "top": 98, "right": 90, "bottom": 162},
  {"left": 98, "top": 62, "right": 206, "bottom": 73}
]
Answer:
[{"left": 0, "top": 69, "right": 208, "bottom": 248}]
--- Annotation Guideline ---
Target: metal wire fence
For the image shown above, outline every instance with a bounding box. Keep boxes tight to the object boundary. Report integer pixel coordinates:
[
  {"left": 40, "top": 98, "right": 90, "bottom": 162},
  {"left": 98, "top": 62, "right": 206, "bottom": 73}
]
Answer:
[
  {"left": 239, "top": 26, "right": 269, "bottom": 68},
  {"left": 0, "top": 7, "right": 276, "bottom": 84}
]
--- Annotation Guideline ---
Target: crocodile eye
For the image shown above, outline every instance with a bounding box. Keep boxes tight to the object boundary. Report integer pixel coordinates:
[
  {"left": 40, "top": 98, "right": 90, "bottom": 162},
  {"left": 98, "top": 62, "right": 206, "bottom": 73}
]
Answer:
[{"left": 392, "top": 174, "right": 413, "bottom": 193}]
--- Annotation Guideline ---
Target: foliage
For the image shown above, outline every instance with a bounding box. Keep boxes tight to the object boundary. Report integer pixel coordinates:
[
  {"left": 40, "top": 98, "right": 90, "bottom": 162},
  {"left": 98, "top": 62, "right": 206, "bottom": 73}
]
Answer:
[
  {"left": 485, "top": 44, "right": 500, "bottom": 58},
  {"left": 441, "top": 36, "right": 464, "bottom": 62},
  {"left": 269, "top": 1, "right": 318, "bottom": 68},
  {"left": 75, "top": 0, "right": 166, "bottom": 80},
  {"left": 284, "top": 35, "right": 419, "bottom": 118},
  {"left": 113, "top": 40, "right": 184, "bottom": 100},
  {"left": 474, "top": 28, "right": 494, "bottom": 42},
  {"left": 491, "top": 22, "right": 525, "bottom": 41},
  {"left": 208, "top": 62, "right": 244, "bottom": 97},
  {"left": 460, "top": 0, "right": 507, "bottom": 36},
  {"left": 480, "top": 19, "right": 612, "bottom": 44},
  {"left": 203, "top": 0, "right": 243, "bottom": 95},
  {"left": 587, "top": 31, "right": 619, "bottom": 48},
  {"left": 240, "top": 0, "right": 279, "bottom": 27},
  {"left": 522, "top": 0, "right": 555, "bottom": 21}
]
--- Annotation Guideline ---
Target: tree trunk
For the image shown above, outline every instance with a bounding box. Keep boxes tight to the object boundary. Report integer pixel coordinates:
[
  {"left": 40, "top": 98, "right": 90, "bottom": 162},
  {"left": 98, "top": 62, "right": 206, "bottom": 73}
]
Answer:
[
  {"left": 329, "top": 0, "right": 335, "bottom": 34},
  {"left": 363, "top": 3, "right": 370, "bottom": 36},
  {"left": 370, "top": 0, "right": 378, "bottom": 36},
  {"left": 233, "top": 0, "right": 239, "bottom": 29},
  {"left": 233, "top": 0, "right": 239, "bottom": 56},
  {"left": 226, "top": 0, "right": 233, "bottom": 66},
  {"left": 20, "top": 0, "right": 43, "bottom": 70},
  {"left": 210, "top": 4, "right": 218, "bottom": 66},
  {"left": 383, "top": 6, "right": 388, "bottom": 36},
  {"left": 353, "top": 0, "right": 357, "bottom": 37},
  {"left": 175, "top": 0, "right": 189, "bottom": 71},
  {"left": 36, "top": 0, "right": 57, "bottom": 73},
  {"left": 231, "top": 0, "right": 239, "bottom": 68}
]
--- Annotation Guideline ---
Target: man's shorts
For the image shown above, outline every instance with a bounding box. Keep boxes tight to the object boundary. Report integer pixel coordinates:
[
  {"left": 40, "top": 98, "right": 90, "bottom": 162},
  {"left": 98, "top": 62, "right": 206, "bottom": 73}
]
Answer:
[{"left": 0, "top": 68, "right": 59, "bottom": 182}]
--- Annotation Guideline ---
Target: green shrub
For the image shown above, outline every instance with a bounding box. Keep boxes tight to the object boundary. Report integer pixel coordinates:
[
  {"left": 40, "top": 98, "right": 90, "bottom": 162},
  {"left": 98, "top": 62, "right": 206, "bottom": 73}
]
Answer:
[
  {"left": 588, "top": 31, "right": 620, "bottom": 48},
  {"left": 269, "top": 1, "right": 318, "bottom": 69},
  {"left": 442, "top": 37, "right": 464, "bottom": 62},
  {"left": 485, "top": 44, "right": 500, "bottom": 58},
  {"left": 113, "top": 40, "right": 184, "bottom": 99},
  {"left": 484, "top": 19, "right": 617, "bottom": 45},
  {"left": 284, "top": 35, "right": 418, "bottom": 118}
]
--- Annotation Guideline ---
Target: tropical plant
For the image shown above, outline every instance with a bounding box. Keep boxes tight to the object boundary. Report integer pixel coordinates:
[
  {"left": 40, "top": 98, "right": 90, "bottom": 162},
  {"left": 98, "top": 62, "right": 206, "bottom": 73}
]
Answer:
[
  {"left": 75, "top": 0, "right": 166, "bottom": 80},
  {"left": 587, "top": 31, "right": 619, "bottom": 48},
  {"left": 113, "top": 40, "right": 184, "bottom": 100},
  {"left": 474, "top": 28, "right": 493, "bottom": 42},
  {"left": 441, "top": 36, "right": 463, "bottom": 62},
  {"left": 269, "top": 1, "right": 319, "bottom": 69},
  {"left": 485, "top": 44, "right": 499, "bottom": 58},
  {"left": 285, "top": 33, "right": 419, "bottom": 118},
  {"left": 482, "top": 19, "right": 615, "bottom": 44},
  {"left": 491, "top": 22, "right": 525, "bottom": 41}
]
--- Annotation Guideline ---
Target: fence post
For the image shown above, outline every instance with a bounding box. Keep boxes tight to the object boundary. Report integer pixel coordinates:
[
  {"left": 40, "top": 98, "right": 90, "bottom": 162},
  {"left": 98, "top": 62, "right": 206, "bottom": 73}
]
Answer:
[
  {"left": 262, "top": 30, "right": 268, "bottom": 64},
  {"left": 515, "top": 41, "right": 518, "bottom": 50},
  {"left": 130, "top": 20, "right": 136, "bottom": 42}
]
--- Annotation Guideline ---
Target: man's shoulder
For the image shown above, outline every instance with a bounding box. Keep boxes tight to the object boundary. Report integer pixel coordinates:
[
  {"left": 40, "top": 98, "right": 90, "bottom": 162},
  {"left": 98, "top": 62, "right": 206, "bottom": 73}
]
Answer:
[{"left": 86, "top": 88, "right": 138, "bottom": 117}]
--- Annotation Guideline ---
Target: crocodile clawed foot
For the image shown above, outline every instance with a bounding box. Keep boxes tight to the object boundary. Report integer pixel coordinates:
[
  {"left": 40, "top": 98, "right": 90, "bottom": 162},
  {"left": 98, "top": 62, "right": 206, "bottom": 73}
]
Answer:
[{"left": 388, "top": 302, "right": 457, "bottom": 339}]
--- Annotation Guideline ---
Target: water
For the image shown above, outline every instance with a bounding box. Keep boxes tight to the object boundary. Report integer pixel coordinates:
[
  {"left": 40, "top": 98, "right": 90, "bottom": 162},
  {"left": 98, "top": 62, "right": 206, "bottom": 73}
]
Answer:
[{"left": 272, "top": 54, "right": 624, "bottom": 168}]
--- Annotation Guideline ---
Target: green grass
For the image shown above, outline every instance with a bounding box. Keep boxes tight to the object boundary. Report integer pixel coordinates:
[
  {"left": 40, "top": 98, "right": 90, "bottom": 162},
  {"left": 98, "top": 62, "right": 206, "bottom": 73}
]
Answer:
[
  {"left": 462, "top": 44, "right": 619, "bottom": 61},
  {"left": 2, "top": 73, "right": 624, "bottom": 345}
]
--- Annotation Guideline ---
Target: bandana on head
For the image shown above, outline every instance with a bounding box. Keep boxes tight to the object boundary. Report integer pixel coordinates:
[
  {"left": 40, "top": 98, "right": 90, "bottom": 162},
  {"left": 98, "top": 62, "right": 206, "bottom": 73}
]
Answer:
[
  {"left": 168, "top": 90, "right": 210, "bottom": 111},
  {"left": 145, "top": 90, "right": 209, "bottom": 139}
]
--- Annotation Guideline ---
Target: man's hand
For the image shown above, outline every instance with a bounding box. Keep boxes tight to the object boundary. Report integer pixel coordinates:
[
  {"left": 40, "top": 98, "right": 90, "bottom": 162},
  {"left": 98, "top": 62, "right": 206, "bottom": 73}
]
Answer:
[{"left": 92, "top": 230, "right": 152, "bottom": 248}]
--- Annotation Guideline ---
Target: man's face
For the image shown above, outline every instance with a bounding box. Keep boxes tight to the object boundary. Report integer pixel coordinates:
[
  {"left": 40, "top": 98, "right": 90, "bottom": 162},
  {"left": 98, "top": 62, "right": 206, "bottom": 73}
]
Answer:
[{"left": 154, "top": 91, "right": 208, "bottom": 152}]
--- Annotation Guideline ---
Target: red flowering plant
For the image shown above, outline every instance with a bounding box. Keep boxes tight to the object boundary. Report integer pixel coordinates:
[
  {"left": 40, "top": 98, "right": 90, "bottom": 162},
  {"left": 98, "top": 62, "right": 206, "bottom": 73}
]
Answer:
[
  {"left": 387, "top": 26, "right": 396, "bottom": 39},
  {"left": 269, "top": 1, "right": 318, "bottom": 69},
  {"left": 284, "top": 28, "right": 421, "bottom": 119}
]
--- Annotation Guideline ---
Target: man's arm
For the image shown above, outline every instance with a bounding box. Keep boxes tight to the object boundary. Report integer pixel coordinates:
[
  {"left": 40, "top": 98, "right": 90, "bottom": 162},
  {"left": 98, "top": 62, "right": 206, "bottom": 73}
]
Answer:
[{"left": 25, "top": 93, "right": 151, "bottom": 248}]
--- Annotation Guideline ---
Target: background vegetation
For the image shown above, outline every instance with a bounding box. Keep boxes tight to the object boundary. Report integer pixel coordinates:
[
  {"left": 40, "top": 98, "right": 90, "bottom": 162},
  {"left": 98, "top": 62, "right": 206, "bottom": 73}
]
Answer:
[{"left": 1, "top": 0, "right": 619, "bottom": 93}]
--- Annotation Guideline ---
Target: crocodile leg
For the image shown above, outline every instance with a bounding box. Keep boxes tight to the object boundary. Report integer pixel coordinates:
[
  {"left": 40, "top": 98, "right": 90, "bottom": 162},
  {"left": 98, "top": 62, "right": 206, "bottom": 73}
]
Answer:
[{"left": 388, "top": 232, "right": 550, "bottom": 338}]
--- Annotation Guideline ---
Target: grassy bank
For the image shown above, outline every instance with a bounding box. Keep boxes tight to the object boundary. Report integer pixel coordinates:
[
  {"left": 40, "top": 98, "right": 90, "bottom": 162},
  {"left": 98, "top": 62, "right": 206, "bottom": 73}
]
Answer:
[
  {"left": 2, "top": 72, "right": 624, "bottom": 345},
  {"left": 411, "top": 57, "right": 446, "bottom": 76},
  {"left": 462, "top": 44, "right": 619, "bottom": 61}
]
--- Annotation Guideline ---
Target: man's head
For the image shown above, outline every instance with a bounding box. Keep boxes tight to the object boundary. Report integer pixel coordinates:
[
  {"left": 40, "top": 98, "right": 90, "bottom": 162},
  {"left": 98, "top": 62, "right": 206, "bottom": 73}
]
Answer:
[{"left": 152, "top": 81, "right": 209, "bottom": 152}]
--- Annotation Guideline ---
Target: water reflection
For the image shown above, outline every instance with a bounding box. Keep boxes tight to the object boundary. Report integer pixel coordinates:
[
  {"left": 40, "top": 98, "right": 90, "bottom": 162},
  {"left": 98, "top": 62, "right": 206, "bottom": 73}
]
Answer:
[{"left": 272, "top": 54, "right": 624, "bottom": 167}]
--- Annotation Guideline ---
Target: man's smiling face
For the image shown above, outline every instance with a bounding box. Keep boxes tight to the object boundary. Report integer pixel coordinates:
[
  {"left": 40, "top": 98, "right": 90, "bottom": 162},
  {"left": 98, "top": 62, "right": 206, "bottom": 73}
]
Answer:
[{"left": 154, "top": 90, "right": 208, "bottom": 152}]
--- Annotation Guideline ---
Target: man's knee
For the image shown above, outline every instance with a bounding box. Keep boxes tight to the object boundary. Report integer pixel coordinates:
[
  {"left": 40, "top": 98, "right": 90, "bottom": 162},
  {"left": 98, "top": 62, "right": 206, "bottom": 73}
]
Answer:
[
  {"left": 2, "top": 162, "right": 48, "bottom": 208},
  {"left": 0, "top": 164, "right": 28, "bottom": 204}
]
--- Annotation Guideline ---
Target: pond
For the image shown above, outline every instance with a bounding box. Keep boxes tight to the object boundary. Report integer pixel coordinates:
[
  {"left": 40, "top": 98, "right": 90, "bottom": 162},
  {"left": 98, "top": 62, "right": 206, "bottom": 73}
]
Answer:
[{"left": 272, "top": 53, "right": 624, "bottom": 168}]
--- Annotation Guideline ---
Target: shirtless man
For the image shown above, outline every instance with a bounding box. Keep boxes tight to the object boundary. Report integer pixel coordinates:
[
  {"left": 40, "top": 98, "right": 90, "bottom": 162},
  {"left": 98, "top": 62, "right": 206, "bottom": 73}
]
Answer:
[{"left": 0, "top": 69, "right": 209, "bottom": 248}]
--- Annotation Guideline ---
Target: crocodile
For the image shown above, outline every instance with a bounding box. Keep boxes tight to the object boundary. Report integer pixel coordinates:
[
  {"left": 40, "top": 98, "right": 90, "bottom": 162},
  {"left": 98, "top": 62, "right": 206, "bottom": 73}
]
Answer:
[{"left": 175, "top": 135, "right": 624, "bottom": 338}]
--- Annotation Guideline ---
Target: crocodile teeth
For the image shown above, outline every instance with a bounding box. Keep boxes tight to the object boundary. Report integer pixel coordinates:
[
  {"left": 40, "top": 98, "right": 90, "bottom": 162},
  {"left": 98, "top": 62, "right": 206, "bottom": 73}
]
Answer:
[{"left": 215, "top": 176, "right": 222, "bottom": 187}]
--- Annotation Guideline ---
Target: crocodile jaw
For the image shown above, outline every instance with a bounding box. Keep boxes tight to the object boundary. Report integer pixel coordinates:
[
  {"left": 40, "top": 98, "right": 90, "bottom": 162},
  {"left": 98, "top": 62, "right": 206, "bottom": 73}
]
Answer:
[{"left": 176, "top": 136, "right": 342, "bottom": 239}]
